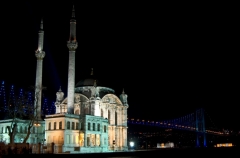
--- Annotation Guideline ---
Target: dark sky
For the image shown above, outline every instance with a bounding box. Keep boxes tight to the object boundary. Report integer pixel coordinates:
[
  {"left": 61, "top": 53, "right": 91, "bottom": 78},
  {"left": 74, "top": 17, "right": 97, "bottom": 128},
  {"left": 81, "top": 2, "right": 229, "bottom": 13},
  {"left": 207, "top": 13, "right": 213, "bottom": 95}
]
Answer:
[{"left": 0, "top": 2, "right": 239, "bottom": 130}]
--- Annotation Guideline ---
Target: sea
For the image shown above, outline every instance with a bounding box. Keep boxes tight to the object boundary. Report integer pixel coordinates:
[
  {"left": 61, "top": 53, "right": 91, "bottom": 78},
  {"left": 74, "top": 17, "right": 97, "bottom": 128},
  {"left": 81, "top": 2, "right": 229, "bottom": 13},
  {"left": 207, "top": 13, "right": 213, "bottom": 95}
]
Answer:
[{"left": 1, "top": 147, "right": 238, "bottom": 158}]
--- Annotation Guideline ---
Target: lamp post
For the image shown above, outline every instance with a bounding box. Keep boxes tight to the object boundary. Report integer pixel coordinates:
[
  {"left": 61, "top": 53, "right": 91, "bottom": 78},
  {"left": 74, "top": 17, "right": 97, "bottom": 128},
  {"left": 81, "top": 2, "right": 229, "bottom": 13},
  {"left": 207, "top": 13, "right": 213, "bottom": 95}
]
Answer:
[{"left": 41, "top": 139, "right": 46, "bottom": 153}]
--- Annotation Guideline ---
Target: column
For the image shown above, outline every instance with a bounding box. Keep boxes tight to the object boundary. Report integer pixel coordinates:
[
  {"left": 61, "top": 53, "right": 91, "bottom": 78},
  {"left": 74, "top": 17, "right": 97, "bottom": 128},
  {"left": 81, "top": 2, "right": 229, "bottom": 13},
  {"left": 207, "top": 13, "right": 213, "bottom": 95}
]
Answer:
[
  {"left": 108, "top": 126, "right": 112, "bottom": 147},
  {"left": 123, "top": 127, "right": 127, "bottom": 148},
  {"left": 113, "top": 126, "right": 115, "bottom": 147},
  {"left": 84, "top": 134, "right": 87, "bottom": 147},
  {"left": 100, "top": 134, "right": 103, "bottom": 147},
  {"left": 119, "top": 127, "right": 123, "bottom": 147}
]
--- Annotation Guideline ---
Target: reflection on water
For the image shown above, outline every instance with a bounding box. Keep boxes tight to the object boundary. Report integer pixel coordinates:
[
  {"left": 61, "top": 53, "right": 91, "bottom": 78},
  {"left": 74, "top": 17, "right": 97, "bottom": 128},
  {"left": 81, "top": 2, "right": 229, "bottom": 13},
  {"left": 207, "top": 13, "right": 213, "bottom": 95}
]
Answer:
[{"left": 106, "top": 157, "right": 139, "bottom": 158}]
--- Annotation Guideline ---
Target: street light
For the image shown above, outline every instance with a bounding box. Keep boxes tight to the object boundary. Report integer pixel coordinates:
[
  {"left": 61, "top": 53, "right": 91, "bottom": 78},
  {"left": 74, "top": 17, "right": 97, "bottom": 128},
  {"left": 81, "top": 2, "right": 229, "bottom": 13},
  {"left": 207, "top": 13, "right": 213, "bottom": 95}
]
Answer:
[
  {"left": 34, "top": 121, "right": 41, "bottom": 143},
  {"left": 34, "top": 122, "right": 41, "bottom": 127},
  {"left": 129, "top": 141, "right": 134, "bottom": 150}
]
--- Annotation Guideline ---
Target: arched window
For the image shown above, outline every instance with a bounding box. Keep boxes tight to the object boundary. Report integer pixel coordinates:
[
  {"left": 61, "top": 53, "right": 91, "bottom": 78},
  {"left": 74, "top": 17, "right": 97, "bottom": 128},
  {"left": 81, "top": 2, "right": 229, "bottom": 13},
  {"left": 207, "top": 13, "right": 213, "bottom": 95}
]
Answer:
[
  {"left": 25, "top": 126, "right": 27, "bottom": 133},
  {"left": 67, "top": 121, "right": 70, "bottom": 129},
  {"left": 108, "top": 110, "right": 111, "bottom": 123},
  {"left": 101, "top": 109, "right": 103, "bottom": 117},
  {"left": 72, "top": 122, "right": 75, "bottom": 130},
  {"left": 20, "top": 126, "right": 23, "bottom": 133},
  {"left": 104, "top": 125, "right": 106, "bottom": 133},
  {"left": 33, "top": 127, "right": 35, "bottom": 133},
  {"left": 98, "top": 124, "right": 100, "bottom": 131},
  {"left": 54, "top": 122, "right": 56, "bottom": 130},
  {"left": 115, "top": 111, "right": 117, "bottom": 125},
  {"left": 59, "top": 122, "right": 62, "bottom": 129},
  {"left": 5, "top": 127, "right": 8, "bottom": 133},
  {"left": 76, "top": 123, "right": 79, "bottom": 130},
  {"left": 48, "top": 122, "right": 51, "bottom": 130},
  {"left": 88, "top": 122, "right": 90, "bottom": 130},
  {"left": 93, "top": 123, "right": 95, "bottom": 131}
]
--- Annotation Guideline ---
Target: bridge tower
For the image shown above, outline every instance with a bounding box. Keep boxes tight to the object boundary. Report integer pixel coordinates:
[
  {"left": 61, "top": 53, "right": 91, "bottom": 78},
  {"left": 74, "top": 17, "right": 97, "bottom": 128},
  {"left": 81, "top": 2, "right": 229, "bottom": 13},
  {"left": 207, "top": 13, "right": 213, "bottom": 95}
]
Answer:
[{"left": 195, "top": 108, "right": 207, "bottom": 147}]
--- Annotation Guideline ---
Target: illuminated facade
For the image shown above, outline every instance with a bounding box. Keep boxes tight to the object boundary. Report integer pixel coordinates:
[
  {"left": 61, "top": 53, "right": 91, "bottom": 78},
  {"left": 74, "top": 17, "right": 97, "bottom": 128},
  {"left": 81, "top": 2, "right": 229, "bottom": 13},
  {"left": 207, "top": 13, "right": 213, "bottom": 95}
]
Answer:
[
  {"left": 0, "top": 119, "right": 45, "bottom": 144},
  {"left": 44, "top": 6, "right": 128, "bottom": 153},
  {"left": 45, "top": 76, "right": 129, "bottom": 153}
]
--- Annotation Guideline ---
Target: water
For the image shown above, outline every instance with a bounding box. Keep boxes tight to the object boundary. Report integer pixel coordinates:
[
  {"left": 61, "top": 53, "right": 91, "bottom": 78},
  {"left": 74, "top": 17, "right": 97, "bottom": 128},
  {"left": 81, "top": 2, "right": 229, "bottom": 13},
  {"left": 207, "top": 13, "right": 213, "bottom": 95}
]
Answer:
[{"left": 1, "top": 147, "right": 238, "bottom": 157}]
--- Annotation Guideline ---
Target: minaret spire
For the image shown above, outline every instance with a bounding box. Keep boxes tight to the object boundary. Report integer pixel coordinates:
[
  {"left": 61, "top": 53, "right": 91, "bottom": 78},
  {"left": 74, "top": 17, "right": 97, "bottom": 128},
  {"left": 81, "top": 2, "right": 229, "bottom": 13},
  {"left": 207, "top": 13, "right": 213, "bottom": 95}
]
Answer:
[
  {"left": 40, "top": 18, "right": 43, "bottom": 30},
  {"left": 72, "top": 5, "right": 75, "bottom": 18},
  {"left": 69, "top": 5, "right": 77, "bottom": 41},
  {"left": 91, "top": 68, "right": 93, "bottom": 75},
  {"left": 67, "top": 5, "right": 78, "bottom": 114},
  {"left": 35, "top": 18, "right": 45, "bottom": 120},
  {"left": 37, "top": 18, "right": 44, "bottom": 51}
]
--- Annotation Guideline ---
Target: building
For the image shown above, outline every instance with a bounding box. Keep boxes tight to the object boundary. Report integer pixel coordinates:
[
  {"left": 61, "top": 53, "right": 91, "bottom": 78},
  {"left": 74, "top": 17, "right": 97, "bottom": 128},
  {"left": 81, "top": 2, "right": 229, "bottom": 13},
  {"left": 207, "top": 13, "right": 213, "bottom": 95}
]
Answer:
[
  {"left": 45, "top": 74, "right": 128, "bottom": 153},
  {"left": 0, "top": 5, "right": 129, "bottom": 153},
  {"left": 0, "top": 119, "right": 45, "bottom": 145}
]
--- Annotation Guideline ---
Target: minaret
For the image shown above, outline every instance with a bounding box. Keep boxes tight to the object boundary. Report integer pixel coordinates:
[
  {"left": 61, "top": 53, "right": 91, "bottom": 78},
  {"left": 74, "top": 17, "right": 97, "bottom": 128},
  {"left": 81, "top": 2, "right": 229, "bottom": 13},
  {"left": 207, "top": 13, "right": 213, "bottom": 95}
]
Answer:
[
  {"left": 67, "top": 5, "right": 78, "bottom": 114},
  {"left": 35, "top": 18, "right": 45, "bottom": 119}
]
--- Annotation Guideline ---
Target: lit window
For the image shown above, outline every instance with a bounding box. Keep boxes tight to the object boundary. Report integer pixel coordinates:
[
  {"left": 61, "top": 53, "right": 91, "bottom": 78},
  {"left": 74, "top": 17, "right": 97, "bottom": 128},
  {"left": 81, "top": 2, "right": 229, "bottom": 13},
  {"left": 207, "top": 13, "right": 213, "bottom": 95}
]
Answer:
[
  {"left": 67, "top": 121, "right": 70, "bottom": 130},
  {"left": 59, "top": 122, "right": 62, "bottom": 129},
  {"left": 98, "top": 124, "right": 100, "bottom": 131},
  {"left": 104, "top": 125, "right": 106, "bottom": 133},
  {"left": 72, "top": 122, "right": 75, "bottom": 130},
  {"left": 76, "top": 123, "right": 79, "bottom": 130},
  {"left": 115, "top": 111, "right": 117, "bottom": 125},
  {"left": 54, "top": 122, "right": 56, "bottom": 130},
  {"left": 88, "top": 123, "right": 90, "bottom": 130}
]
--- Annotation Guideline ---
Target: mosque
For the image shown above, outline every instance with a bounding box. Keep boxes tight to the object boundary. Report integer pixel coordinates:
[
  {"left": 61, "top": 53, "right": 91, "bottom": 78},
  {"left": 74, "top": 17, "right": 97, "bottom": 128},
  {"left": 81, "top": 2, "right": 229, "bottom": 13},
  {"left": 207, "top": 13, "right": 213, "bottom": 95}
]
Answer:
[{"left": 0, "top": 6, "right": 128, "bottom": 153}]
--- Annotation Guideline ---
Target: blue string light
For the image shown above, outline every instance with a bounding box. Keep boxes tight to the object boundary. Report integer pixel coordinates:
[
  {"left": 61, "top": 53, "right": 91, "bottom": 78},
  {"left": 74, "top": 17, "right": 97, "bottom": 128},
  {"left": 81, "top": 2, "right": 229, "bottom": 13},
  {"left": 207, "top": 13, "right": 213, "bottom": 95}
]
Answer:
[{"left": 0, "top": 81, "right": 7, "bottom": 112}]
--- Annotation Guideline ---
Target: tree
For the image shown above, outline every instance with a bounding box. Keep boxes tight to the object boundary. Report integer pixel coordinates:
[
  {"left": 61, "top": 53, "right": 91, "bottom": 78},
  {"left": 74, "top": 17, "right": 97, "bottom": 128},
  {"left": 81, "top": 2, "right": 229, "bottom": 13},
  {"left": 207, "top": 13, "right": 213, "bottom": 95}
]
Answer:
[
  {"left": 3, "top": 89, "right": 39, "bottom": 144},
  {"left": 22, "top": 89, "right": 40, "bottom": 143},
  {"left": 5, "top": 95, "right": 26, "bottom": 144}
]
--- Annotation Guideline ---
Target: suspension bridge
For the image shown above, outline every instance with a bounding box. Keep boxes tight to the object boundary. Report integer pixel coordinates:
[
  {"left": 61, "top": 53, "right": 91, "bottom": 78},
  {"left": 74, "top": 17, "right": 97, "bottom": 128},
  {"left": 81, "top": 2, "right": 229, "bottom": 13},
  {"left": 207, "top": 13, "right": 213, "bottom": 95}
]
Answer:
[{"left": 127, "top": 108, "right": 229, "bottom": 147}]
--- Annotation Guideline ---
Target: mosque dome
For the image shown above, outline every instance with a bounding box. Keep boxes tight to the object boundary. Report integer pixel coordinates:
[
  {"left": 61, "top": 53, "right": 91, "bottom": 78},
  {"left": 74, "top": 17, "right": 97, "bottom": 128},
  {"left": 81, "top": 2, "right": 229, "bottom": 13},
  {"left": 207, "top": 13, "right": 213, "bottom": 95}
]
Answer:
[
  {"left": 75, "top": 68, "right": 102, "bottom": 87},
  {"left": 74, "top": 68, "right": 115, "bottom": 97},
  {"left": 75, "top": 78, "right": 101, "bottom": 87}
]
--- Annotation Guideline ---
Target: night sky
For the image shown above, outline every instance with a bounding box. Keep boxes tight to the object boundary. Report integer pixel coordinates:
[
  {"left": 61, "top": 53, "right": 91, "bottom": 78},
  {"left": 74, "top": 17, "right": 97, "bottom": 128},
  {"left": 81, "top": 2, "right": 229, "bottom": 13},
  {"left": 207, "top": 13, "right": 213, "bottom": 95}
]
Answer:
[{"left": 0, "top": 2, "right": 239, "bottom": 130}]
